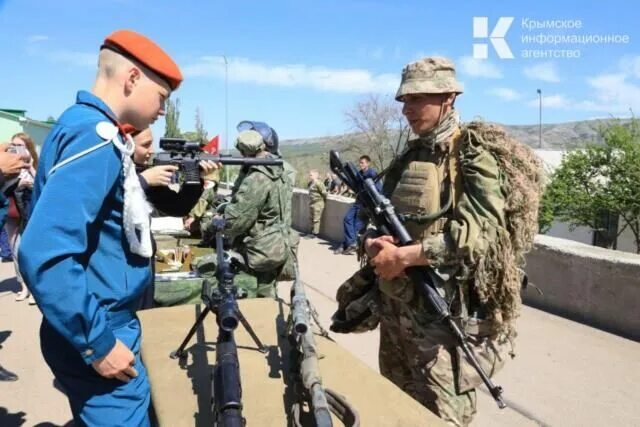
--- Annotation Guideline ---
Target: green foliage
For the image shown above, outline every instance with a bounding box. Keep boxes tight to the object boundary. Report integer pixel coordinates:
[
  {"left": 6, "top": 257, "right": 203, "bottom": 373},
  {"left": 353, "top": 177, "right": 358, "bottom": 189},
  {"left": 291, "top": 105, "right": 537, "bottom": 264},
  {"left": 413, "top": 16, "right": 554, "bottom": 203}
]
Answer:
[
  {"left": 539, "top": 118, "right": 640, "bottom": 252},
  {"left": 181, "top": 131, "right": 198, "bottom": 141},
  {"left": 164, "top": 97, "right": 181, "bottom": 138},
  {"left": 195, "top": 107, "right": 208, "bottom": 143}
]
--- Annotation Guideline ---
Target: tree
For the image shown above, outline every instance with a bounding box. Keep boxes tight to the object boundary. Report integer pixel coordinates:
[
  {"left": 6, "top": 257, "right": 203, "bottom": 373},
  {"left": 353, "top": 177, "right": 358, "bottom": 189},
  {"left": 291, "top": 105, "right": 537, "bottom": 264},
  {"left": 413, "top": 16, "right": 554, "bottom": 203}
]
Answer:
[
  {"left": 343, "top": 94, "right": 410, "bottom": 172},
  {"left": 539, "top": 119, "right": 640, "bottom": 252},
  {"left": 195, "top": 107, "right": 208, "bottom": 143},
  {"left": 181, "top": 131, "right": 199, "bottom": 141},
  {"left": 164, "top": 97, "right": 181, "bottom": 137}
]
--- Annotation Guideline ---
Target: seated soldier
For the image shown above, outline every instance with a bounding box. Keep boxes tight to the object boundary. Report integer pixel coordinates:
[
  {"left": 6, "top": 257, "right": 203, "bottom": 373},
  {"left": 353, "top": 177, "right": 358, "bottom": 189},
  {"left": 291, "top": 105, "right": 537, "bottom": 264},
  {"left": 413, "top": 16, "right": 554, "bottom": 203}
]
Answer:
[{"left": 184, "top": 170, "right": 220, "bottom": 244}]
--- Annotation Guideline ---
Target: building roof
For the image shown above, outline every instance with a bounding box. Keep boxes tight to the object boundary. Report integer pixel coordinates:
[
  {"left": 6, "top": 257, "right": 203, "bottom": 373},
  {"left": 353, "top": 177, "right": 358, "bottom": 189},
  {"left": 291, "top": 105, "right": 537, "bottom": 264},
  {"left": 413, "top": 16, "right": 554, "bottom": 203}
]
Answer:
[
  {"left": 0, "top": 109, "right": 53, "bottom": 129},
  {"left": 533, "top": 149, "right": 565, "bottom": 173},
  {"left": 0, "top": 109, "right": 26, "bottom": 117}
]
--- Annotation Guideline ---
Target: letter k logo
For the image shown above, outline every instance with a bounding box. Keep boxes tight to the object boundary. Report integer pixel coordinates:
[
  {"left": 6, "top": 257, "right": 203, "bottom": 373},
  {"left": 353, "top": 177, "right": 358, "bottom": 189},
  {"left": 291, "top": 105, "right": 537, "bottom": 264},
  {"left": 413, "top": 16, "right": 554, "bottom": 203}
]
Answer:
[{"left": 473, "top": 17, "right": 514, "bottom": 59}]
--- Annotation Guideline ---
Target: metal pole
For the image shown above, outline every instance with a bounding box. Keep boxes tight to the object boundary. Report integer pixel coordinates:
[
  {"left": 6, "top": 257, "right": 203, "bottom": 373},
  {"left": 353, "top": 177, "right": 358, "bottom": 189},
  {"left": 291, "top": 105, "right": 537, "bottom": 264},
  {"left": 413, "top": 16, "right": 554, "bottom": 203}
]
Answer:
[
  {"left": 537, "top": 89, "right": 542, "bottom": 148},
  {"left": 223, "top": 55, "right": 229, "bottom": 184}
]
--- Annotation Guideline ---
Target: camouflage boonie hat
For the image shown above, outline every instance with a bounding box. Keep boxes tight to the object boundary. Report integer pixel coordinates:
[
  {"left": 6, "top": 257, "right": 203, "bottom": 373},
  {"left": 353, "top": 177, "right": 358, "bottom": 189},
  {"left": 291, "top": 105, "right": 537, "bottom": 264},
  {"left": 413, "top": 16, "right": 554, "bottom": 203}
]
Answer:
[
  {"left": 395, "top": 56, "right": 463, "bottom": 101},
  {"left": 235, "top": 129, "right": 265, "bottom": 155}
]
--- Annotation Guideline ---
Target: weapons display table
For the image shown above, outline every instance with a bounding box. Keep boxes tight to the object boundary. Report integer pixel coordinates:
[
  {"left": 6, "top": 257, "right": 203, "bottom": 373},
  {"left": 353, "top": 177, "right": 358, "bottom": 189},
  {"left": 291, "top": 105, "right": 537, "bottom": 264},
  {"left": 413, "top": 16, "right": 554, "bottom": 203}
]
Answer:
[{"left": 139, "top": 299, "right": 446, "bottom": 426}]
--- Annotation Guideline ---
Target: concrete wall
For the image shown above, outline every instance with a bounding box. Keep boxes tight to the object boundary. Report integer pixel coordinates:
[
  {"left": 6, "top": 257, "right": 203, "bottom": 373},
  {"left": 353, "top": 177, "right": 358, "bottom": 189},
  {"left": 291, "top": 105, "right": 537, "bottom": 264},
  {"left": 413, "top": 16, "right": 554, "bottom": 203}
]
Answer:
[
  {"left": 290, "top": 188, "right": 640, "bottom": 341},
  {"left": 291, "top": 188, "right": 352, "bottom": 242},
  {"left": 523, "top": 235, "right": 640, "bottom": 341}
]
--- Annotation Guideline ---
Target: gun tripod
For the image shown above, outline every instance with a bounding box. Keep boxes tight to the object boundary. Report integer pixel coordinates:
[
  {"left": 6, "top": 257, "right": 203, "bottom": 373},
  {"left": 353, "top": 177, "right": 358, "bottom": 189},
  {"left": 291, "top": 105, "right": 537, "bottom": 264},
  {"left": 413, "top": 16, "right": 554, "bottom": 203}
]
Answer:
[
  {"left": 169, "top": 282, "right": 268, "bottom": 360},
  {"left": 170, "top": 218, "right": 268, "bottom": 361}
]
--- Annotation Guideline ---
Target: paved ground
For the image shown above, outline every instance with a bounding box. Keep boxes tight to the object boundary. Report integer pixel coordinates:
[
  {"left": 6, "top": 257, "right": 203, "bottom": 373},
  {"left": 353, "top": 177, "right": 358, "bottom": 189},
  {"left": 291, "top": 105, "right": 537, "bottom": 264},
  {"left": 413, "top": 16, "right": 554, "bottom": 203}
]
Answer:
[{"left": 1, "top": 236, "right": 639, "bottom": 426}]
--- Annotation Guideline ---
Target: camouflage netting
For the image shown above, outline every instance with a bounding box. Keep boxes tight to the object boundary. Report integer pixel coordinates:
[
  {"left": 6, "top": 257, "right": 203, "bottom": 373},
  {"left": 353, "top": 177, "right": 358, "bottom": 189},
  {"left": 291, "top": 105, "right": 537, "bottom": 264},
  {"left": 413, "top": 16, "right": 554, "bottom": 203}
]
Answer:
[{"left": 461, "top": 121, "right": 544, "bottom": 332}]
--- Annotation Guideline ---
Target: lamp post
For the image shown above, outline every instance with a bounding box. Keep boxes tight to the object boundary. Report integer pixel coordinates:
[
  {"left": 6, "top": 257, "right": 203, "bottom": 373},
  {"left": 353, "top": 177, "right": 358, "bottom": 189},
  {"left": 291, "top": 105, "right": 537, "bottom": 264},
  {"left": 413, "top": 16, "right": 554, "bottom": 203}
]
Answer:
[
  {"left": 537, "top": 88, "right": 542, "bottom": 148},
  {"left": 222, "top": 55, "right": 229, "bottom": 184}
]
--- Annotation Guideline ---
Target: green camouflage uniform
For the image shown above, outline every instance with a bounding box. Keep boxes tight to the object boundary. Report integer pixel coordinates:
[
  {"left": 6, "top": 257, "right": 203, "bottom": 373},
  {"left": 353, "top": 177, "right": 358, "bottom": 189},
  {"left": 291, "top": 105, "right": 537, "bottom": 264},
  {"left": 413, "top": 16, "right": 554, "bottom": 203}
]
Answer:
[
  {"left": 376, "top": 58, "right": 513, "bottom": 426},
  {"left": 224, "top": 130, "right": 296, "bottom": 298},
  {"left": 308, "top": 179, "right": 327, "bottom": 235},
  {"left": 188, "top": 185, "right": 217, "bottom": 242}
]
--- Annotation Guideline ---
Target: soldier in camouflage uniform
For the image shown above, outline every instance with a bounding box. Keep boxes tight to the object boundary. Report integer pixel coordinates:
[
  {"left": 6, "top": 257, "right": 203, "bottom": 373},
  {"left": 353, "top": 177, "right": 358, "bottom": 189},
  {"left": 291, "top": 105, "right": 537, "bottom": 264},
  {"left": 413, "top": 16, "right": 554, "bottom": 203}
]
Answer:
[
  {"left": 306, "top": 169, "right": 327, "bottom": 238},
  {"left": 333, "top": 57, "right": 541, "bottom": 426},
  {"left": 221, "top": 129, "right": 296, "bottom": 298},
  {"left": 184, "top": 169, "right": 219, "bottom": 243}
]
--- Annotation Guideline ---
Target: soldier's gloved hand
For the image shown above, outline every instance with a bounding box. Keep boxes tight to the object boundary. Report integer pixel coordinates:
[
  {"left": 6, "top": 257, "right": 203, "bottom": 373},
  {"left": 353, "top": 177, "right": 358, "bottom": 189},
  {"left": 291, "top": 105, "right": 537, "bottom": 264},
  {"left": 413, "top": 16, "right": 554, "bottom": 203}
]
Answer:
[
  {"left": 140, "top": 164, "right": 179, "bottom": 187},
  {"left": 91, "top": 339, "right": 138, "bottom": 383}
]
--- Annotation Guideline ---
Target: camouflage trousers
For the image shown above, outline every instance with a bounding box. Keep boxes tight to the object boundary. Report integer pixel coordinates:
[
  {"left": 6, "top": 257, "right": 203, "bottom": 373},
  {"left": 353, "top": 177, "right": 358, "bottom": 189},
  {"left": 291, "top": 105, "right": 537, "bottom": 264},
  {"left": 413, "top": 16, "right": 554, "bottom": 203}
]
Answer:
[
  {"left": 200, "top": 216, "right": 215, "bottom": 244},
  {"left": 378, "top": 294, "right": 513, "bottom": 427},
  {"left": 252, "top": 269, "right": 278, "bottom": 298},
  {"left": 309, "top": 201, "right": 325, "bottom": 235}
]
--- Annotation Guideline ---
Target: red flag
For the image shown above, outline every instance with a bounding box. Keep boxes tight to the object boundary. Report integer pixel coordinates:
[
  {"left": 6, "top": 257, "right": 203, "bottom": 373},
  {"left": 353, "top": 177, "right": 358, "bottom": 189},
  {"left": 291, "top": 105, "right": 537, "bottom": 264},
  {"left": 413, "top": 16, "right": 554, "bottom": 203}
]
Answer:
[{"left": 202, "top": 135, "right": 219, "bottom": 155}]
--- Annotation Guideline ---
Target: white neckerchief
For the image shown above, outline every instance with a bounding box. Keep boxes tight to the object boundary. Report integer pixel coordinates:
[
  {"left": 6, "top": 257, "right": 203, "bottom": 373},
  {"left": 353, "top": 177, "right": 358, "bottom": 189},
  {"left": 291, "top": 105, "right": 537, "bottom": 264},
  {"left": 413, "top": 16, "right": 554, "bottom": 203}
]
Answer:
[
  {"left": 48, "top": 121, "right": 153, "bottom": 258},
  {"left": 112, "top": 132, "right": 153, "bottom": 258}
]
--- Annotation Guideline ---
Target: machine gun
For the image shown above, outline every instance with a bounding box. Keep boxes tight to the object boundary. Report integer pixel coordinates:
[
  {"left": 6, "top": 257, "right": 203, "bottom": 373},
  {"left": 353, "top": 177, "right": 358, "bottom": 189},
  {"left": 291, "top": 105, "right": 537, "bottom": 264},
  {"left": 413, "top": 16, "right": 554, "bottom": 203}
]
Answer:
[
  {"left": 171, "top": 217, "right": 267, "bottom": 426},
  {"left": 329, "top": 150, "right": 507, "bottom": 410},
  {"left": 288, "top": 269, "right": 360, "bottom": 427},
  {"left": 154, "top": 137, "right": 283, "bottom": 185}
]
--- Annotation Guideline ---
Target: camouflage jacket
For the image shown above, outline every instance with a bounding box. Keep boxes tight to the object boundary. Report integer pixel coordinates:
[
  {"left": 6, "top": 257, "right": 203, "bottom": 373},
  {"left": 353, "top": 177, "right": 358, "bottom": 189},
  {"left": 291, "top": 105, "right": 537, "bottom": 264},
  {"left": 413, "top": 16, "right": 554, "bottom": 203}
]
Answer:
[
  {"left": 188, "top": 186, "right": 217, "bottom": 220},
  {"left": 224, "top": 154, "right": 295, "bottom": 265},
  {"left": 308, "top": 180, "right": 327, "bottom": 204}
]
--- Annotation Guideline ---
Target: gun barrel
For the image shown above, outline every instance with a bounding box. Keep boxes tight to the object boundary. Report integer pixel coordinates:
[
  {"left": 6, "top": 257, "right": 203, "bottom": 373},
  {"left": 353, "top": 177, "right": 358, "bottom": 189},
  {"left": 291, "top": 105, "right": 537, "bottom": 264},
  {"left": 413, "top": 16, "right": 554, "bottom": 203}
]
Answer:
[
  {"left": 200, "top": 153, "right": 283, "bottom": 166},
  {"left": 152, "top": 153, "right": 284, "bottom": 167},
  {"left": 291, "top": 293, "right": 309, "bottom": 334},
  {"left": 213, "top": 330, "right": 244, "bottom": 426}
]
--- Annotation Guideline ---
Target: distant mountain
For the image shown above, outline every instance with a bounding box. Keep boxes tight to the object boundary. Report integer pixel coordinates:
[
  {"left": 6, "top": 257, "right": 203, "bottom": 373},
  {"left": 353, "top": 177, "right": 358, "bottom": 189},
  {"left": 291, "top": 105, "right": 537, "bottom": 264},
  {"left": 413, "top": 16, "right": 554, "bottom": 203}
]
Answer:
[
  {"left": 281, "top": 118, "right": 632, "bottom": 151},
  {"left": 278, "top": 118, "right": 633, "bottom": 186}
]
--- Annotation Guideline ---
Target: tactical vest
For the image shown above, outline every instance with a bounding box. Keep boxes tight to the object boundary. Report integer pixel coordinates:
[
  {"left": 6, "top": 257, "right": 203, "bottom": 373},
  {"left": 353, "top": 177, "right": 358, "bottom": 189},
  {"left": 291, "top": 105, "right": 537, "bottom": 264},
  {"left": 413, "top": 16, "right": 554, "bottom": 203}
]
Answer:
[{"left": 387, "top": 128, "right": 462, "bottom": 241}]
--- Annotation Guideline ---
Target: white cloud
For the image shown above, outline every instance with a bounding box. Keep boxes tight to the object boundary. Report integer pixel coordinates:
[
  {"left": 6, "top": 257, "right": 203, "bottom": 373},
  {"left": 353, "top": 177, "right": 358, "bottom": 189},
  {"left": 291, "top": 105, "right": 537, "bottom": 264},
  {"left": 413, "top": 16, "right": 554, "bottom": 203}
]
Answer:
[
  {"left": 542, "top": 94, "right": 570, "bottom": 109},
  {"left": 26, "top": 41, "right": 95, "bottom": 68},
  {"left": 525, "top": 56, "right": 640, "bottom": 114},
  {"left": 487, "top": 87, "right": 522, "bottom": 101},
  {"left": 527, "top": 93, "right": 570, "bottom": 109},
  {"left": 523, "top": 62, "right": 561, "bottom": 83},
  {"left": 619, "top": 55, "right": 640, "bottom": 79},
  {"left": 458, "top": 56, "right": 503, "bottom": 79},
  {"left": 183, "top": 56, "right": 399, "bottom": 93},
  {"left": 583, "top": 72, "right": 640, "bottom": 112},
  {"left": 47, "top": 50, "right": 96, "bottom": 68},
  {"left": 27, "top": 35, "right": 49, "bottom": 43}
]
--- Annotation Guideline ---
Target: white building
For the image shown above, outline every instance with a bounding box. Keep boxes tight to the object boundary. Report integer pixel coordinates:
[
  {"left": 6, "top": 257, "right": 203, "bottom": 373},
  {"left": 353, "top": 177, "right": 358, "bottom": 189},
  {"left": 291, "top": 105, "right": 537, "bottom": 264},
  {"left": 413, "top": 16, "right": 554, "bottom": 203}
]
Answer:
[{"left": 534, "top": 149, "right": 637, "bottom": 253}]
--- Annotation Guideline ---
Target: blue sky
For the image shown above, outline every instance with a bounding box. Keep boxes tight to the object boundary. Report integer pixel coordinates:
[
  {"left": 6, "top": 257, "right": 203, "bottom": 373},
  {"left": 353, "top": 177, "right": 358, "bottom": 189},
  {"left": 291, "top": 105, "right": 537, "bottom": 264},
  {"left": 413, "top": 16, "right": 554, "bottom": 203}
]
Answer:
[{"left": 1, "top": 0, "right": 639, "bottom": 150}]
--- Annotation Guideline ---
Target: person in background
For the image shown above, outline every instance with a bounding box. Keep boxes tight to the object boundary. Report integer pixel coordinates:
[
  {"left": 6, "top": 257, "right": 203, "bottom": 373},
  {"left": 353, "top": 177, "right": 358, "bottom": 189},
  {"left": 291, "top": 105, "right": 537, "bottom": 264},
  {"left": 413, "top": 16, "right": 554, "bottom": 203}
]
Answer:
[
  {"left": 306, "top": 169, "right": 326, "bottom": 239},
  {"left": 129, "top": 126, "right": 213, "bottom": 310},
  {"left": 0, "top": 228, "right": 12, "bottom": 262},
  {"left": 183, "top": 170, "right": 219, "bottom": 243},
  {"left": 326, "top": 172, "right": 341, "bottom": 194},
  {"left": 323, "top": 171, "right": 332, "bottom": 189},
  {"left": 220, "top": 128, "right": 296, "bottom": 298},
  {"left": 5, "top": 132, "right": 38, "bottom": 304},
  {"left": 334, "top": 155, "right": 378, "bottom": 255},
  {"left": 0, "top": 142, "right": 28, "bottom": 382}
]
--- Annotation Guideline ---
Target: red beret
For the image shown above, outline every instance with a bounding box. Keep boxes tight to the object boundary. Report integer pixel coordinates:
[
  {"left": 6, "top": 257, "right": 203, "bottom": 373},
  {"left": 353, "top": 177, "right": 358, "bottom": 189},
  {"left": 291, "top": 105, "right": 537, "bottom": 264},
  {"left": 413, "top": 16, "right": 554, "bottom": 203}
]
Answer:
[{"left": 102, "top": 29, "right": 183, "bottom": 90}]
